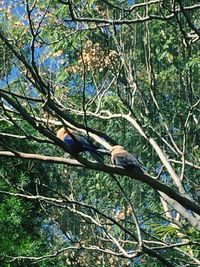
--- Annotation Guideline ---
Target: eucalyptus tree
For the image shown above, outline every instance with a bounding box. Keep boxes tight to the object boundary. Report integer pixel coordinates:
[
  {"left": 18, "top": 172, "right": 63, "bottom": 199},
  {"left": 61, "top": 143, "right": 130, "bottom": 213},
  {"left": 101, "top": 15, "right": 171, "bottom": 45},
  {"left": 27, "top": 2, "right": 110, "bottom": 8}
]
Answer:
[{"left": 0, "top": 0, "right": 200, "bottom": 266}]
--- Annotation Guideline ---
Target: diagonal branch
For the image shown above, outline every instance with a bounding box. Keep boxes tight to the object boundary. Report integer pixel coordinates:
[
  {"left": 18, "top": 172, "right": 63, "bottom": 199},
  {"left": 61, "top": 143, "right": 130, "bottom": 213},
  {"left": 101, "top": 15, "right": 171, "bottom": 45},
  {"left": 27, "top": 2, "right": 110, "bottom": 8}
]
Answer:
[{"left": 1, "top": 149, "right": 200, "bottom": 218}]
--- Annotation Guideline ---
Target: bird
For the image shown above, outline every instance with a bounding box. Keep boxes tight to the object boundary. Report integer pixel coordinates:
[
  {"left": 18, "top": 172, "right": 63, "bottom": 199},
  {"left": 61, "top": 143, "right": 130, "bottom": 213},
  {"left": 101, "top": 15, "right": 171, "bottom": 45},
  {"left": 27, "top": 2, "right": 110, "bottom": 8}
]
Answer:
[
  {"left": 56, "top": 127, "right": 102, "bottom": 157},
  {"left": 111, "top": 145, "right": 143, "bottom": 171}
]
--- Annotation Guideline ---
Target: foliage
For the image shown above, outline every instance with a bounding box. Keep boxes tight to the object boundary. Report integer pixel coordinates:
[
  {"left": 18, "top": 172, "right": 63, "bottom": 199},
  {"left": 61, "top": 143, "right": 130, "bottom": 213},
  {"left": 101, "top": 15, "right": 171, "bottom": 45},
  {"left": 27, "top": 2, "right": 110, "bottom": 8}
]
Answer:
[{"left": 0, "top": 0, "right": 200, "bottom": 266}]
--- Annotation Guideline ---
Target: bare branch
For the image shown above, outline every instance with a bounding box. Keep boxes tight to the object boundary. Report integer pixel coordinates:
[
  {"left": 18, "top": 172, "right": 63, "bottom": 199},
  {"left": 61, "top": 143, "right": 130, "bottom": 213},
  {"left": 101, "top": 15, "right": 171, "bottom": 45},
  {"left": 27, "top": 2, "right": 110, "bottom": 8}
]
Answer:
[{"left": 60, "top": 4, "right": 200, "bottom": 26}]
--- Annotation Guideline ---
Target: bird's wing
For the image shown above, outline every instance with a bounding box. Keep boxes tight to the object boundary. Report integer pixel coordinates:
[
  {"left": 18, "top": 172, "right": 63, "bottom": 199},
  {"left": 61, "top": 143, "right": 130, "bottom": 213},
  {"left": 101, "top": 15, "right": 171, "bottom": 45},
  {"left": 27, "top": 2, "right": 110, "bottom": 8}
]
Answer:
[
  {"left": 75, "top": 135, "right": 98, "bottom": 151},
  {"left": 114, "top": 152, "right": 142, "bottom": 168}
]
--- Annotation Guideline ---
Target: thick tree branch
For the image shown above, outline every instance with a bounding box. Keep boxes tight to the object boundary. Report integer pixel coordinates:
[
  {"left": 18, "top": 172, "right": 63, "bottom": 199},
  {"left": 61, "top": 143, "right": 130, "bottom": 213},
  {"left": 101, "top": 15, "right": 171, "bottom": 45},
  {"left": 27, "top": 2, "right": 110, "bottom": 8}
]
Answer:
[{"left": 0, "top": 149, "right": 200, "bottom": 217}]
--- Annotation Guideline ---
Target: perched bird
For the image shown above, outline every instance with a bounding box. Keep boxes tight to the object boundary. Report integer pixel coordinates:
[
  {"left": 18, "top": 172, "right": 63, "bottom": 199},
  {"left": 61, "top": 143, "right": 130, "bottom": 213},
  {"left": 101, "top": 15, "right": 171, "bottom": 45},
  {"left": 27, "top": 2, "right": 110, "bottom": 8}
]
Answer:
[
  {"left": 56, "top": 127, "right": 101, "bottom": 156},
  {"left": 111, "top": 145, "right": 143, "bottom": 171}
]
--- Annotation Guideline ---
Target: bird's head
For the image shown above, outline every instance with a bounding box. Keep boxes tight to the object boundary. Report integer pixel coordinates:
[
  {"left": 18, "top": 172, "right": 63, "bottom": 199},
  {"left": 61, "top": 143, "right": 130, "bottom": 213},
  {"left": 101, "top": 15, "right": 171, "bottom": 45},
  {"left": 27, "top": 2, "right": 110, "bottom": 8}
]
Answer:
[
  {"left": 56, "top": 127, "right": 74, "bottom": 140},
  {"left": 56, "top": 127, "right": 66, "bottom": 139},
  {"left": 111, "top": 145, "right": 126, "bottom": 154}
]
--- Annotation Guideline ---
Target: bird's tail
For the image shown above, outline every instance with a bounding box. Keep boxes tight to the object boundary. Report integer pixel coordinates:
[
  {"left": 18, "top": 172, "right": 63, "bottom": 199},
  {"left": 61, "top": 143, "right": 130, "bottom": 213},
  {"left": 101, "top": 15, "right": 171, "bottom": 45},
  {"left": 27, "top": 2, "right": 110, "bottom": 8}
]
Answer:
[{"left": 89, "top": 150, "right": 104, "bottom": 162}]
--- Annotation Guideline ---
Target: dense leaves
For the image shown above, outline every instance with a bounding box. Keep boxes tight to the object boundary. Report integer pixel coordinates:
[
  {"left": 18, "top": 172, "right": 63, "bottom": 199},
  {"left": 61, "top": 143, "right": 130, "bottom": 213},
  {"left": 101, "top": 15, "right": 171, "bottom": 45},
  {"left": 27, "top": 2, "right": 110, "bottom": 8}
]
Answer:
[{"left": 0, "top": 0, "right": 200, "bottom": 266}]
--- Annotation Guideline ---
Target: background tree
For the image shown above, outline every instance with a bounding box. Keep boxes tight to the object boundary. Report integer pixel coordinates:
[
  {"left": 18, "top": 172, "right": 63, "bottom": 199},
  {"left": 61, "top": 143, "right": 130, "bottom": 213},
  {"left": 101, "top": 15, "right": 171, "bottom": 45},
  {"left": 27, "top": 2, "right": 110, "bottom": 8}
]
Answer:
[{"left": 0, "top": 0, "right": 200, "bottom": 266}]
